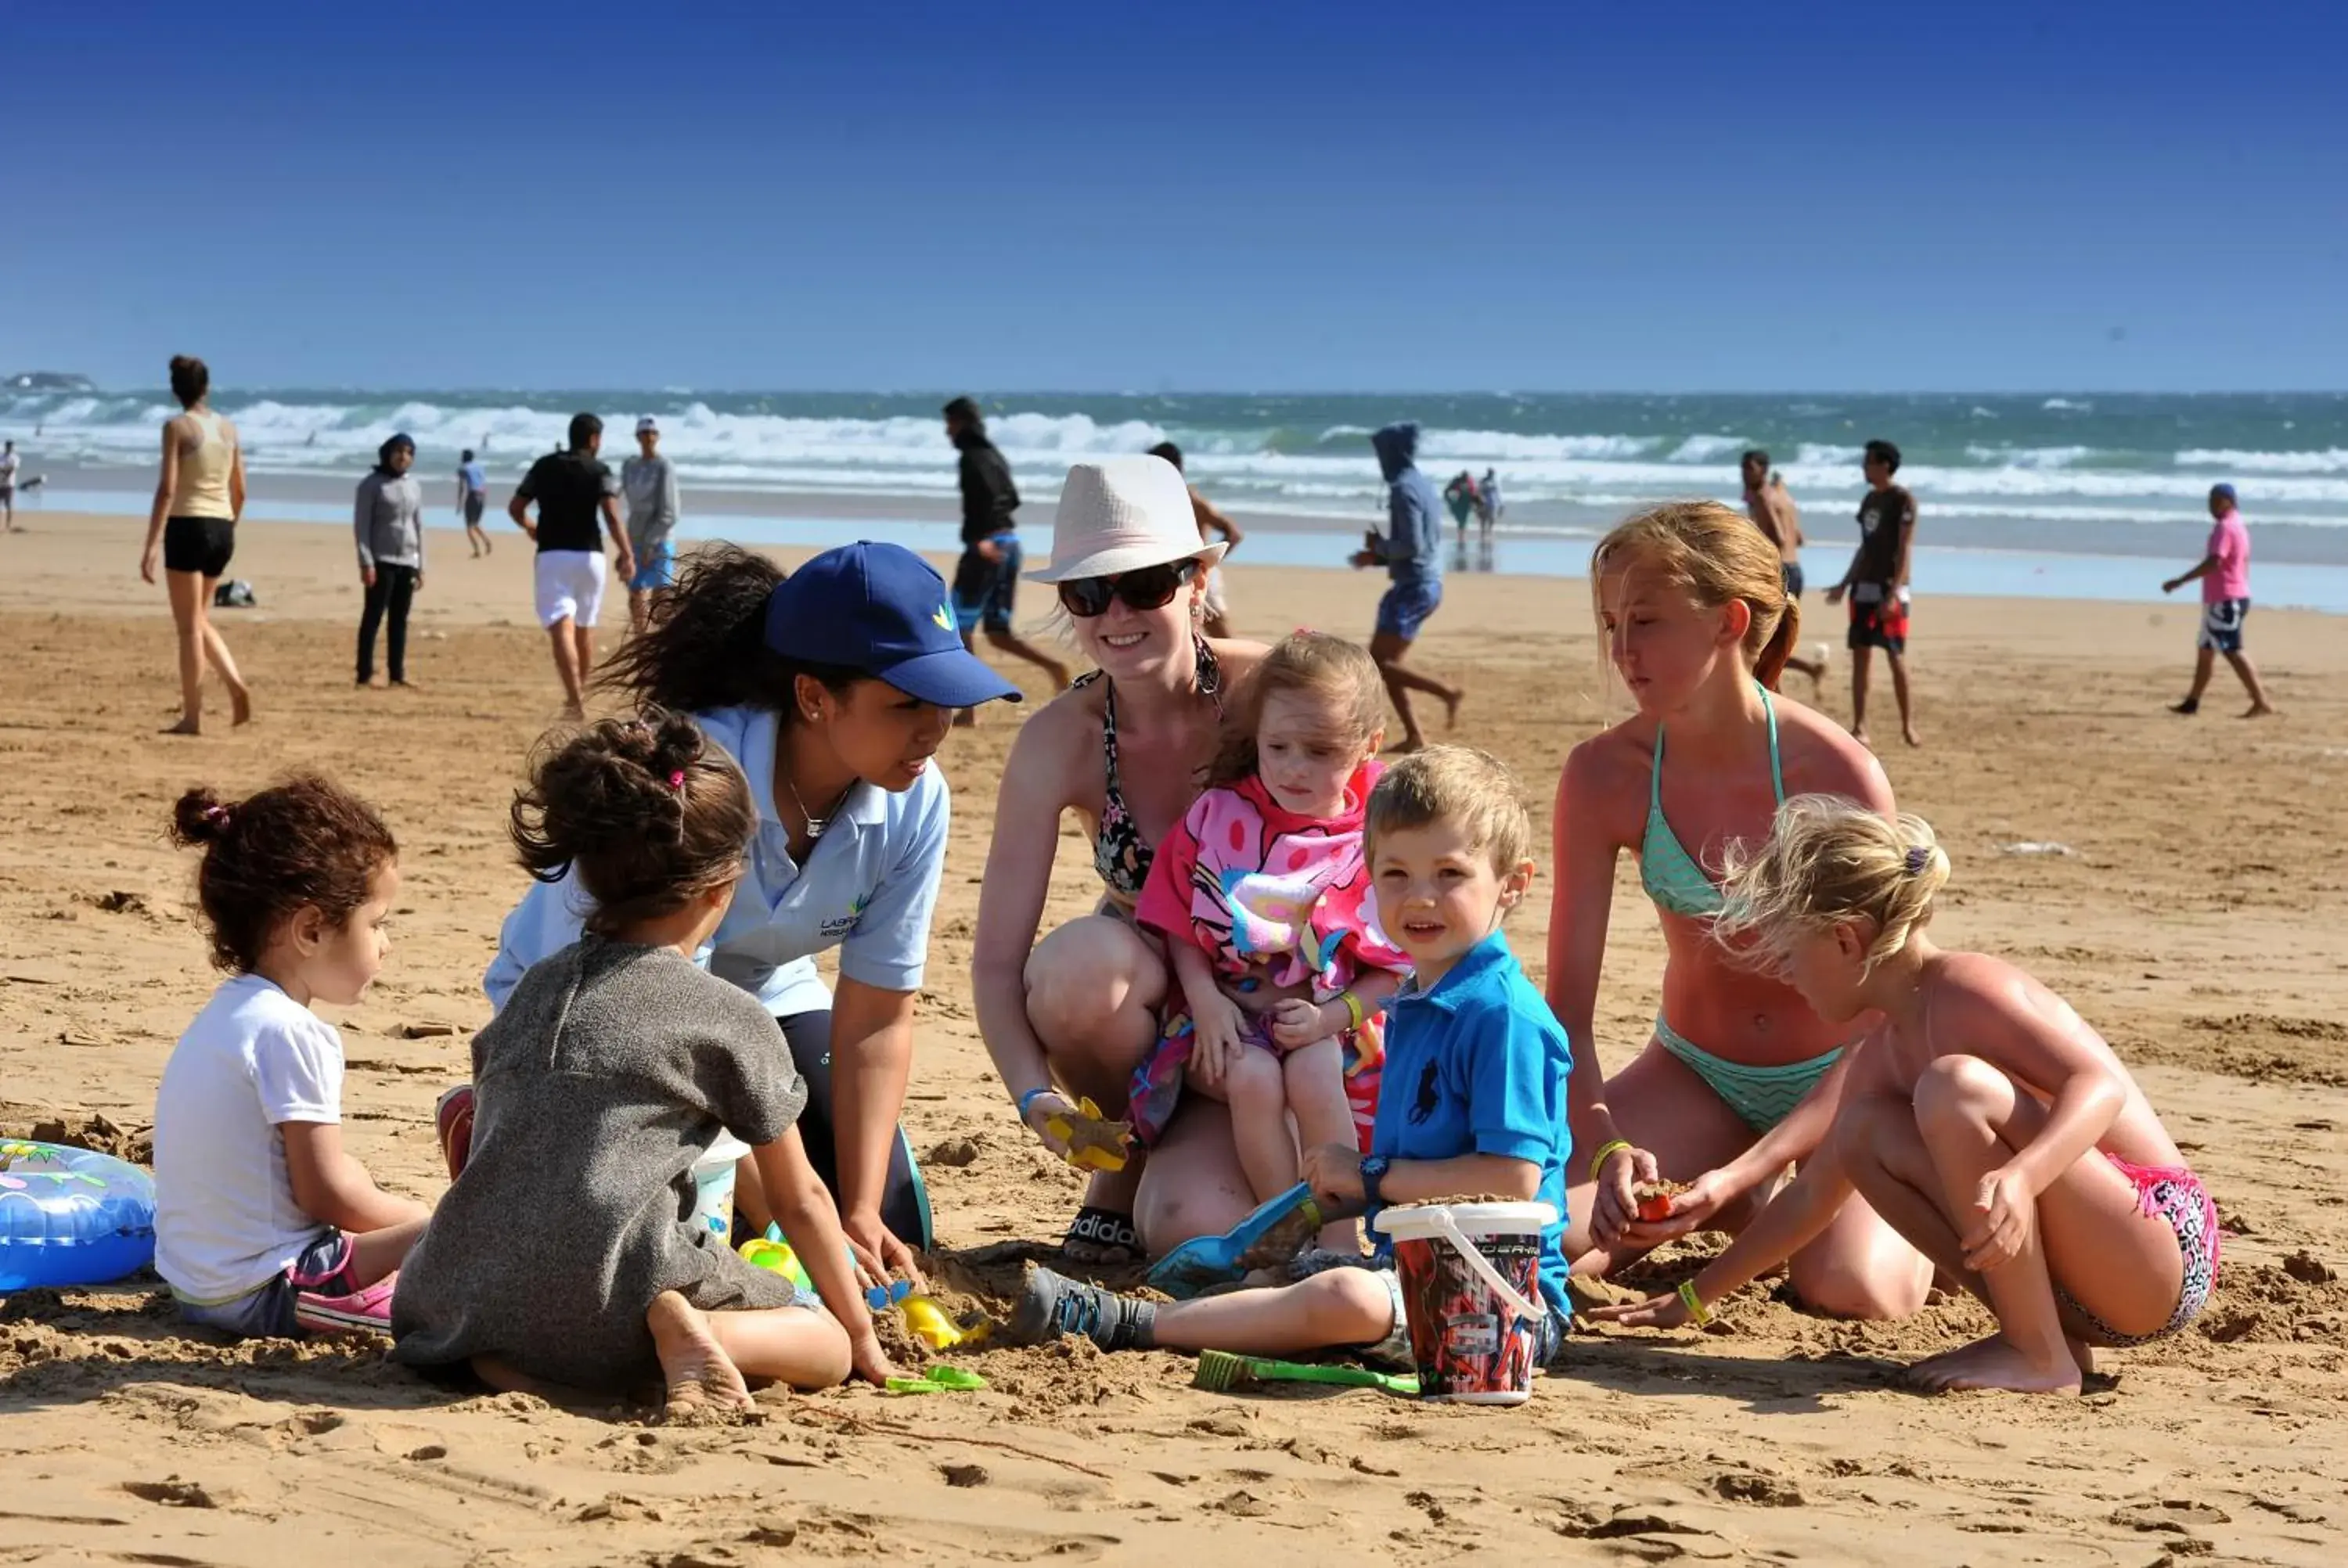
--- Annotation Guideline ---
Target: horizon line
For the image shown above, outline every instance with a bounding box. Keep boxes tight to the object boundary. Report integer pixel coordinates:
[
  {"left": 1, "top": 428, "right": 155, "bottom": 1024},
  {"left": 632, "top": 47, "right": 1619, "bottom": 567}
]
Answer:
[{"left": 15, "top": 383, "right": 2348, "bottom": 400}]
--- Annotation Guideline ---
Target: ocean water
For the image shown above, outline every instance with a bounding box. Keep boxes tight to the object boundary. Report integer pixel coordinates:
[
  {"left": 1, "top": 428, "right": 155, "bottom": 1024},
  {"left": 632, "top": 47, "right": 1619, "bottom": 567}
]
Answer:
[{"left": 11, "top": 389, "right": 2348, "bottom": 579}]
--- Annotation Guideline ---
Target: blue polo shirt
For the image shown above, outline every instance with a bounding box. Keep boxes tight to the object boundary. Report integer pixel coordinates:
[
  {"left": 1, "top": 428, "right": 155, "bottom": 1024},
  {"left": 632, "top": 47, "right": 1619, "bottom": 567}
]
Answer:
[
  {"left": 1367, "top": 930, "right": 1574, "bottom": 1313},
  {"left": 484, "top": 704, "right": 953, "bottom": 1018}
]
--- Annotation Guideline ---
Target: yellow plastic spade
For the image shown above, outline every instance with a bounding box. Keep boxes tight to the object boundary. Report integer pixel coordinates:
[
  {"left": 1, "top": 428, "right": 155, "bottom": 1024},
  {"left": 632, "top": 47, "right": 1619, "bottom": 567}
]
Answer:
[{"left": 1043, "top": 1095, "right": 1133, "bottom": 1174}]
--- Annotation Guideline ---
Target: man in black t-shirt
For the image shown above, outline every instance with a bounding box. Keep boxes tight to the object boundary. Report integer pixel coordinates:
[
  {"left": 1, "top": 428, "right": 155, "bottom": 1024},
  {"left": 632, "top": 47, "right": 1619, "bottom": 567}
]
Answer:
[
  {"left": 510, "top": 412, "right": 636, "bottom": 718},
  {"left": 1824, "top": 438, "right": 1919, "bottom": 747},
  {"left": 943, "top": 397, "right": 1068, "bottom": 725}
]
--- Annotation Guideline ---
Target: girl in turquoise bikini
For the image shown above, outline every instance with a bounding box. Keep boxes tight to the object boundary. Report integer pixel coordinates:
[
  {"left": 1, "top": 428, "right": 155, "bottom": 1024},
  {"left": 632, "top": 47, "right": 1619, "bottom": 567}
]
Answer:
[{"left": 1547, "top": 501, "right": 1932, "bottom": 1318}]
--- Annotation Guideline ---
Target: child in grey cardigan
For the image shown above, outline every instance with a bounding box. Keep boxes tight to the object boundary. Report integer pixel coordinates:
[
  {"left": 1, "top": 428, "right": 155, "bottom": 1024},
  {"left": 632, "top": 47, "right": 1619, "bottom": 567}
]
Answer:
[{"left": 391, "top": 714, "right": 895, "bottom": 1413}]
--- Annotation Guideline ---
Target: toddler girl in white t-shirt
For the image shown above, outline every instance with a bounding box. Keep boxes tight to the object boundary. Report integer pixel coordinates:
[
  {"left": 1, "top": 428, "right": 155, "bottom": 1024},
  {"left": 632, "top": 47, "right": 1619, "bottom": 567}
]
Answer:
[{"left": 153, "top": 776, "right": 430, "bottom": 1337}]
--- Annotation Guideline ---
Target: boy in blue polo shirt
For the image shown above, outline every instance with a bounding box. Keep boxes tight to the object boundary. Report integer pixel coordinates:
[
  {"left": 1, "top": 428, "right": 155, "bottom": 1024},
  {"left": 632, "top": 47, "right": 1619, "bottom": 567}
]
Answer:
[{"left": 1007, "top": 746, "right": 1574, "bottom": 1365}]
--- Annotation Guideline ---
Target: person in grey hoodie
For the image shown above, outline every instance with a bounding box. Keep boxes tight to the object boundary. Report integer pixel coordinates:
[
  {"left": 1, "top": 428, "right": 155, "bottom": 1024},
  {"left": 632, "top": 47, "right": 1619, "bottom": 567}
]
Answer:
[
  {"left": 622, "top": 415, "right": 683, "bottom": 634},
  {"left": 1350, "top": 422, "right": 1462, "bottom": 750},
  {"left": 355, "top": 432, "right": 425, "bottom": 687}
]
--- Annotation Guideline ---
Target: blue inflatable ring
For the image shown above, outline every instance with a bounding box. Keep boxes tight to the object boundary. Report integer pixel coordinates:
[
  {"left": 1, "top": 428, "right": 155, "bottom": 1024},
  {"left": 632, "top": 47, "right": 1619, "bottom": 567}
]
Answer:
[{"left": 0, "top": 1139, "right": 158, "bottom": 1291}]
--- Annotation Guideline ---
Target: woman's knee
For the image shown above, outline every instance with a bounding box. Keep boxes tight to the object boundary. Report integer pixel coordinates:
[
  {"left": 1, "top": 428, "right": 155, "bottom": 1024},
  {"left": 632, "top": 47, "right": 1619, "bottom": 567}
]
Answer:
[
  {"left": 1134, "top": 1112, "right": 1252, "bottom": 1252},
  {"left": 1025, "top": 918, "right": 1163, "bottom": 1038}
]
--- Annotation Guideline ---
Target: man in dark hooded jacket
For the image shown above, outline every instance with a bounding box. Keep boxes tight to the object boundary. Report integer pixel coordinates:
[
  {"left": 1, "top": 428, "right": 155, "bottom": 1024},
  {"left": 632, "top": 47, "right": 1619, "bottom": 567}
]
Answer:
[
  {"left": 1350, "top": 422, "right": 1463, "bottom": 750},
  {"left": 944, "top": 396, "right": 1069, "bottom": 723}
]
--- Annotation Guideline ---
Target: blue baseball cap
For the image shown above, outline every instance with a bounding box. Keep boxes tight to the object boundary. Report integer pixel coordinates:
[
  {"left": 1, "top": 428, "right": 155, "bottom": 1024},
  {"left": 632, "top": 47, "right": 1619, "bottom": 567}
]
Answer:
[{"left": 762, "top": 542, "right": 1022, "bottom": 709}]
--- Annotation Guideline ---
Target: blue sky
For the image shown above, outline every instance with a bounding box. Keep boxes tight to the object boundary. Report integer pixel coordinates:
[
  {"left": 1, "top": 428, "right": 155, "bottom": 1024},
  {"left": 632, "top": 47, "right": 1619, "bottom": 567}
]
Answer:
[{"left": 5, "top": 2, "right": 2343, "bottom": 392}]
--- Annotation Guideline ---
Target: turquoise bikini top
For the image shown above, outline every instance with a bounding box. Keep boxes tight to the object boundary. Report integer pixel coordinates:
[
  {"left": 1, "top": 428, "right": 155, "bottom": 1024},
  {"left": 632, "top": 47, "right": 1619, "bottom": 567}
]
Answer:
[{"left": 1641, "top": 686, "right": 1785, "bottom": 919}]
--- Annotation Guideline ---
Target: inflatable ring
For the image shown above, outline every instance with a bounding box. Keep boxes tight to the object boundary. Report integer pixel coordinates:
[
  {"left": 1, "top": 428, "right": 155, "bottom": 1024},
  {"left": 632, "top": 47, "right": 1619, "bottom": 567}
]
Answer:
[{"left": 0, "top": 1139, "right": 157, "bottom": 1291}]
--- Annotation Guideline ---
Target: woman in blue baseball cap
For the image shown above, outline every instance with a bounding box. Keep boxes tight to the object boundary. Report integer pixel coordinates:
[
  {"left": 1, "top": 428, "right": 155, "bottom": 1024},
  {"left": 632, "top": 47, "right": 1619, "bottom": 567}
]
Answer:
[{"left": 473, "top": 541, "right": 1020, "bottom": 1286}]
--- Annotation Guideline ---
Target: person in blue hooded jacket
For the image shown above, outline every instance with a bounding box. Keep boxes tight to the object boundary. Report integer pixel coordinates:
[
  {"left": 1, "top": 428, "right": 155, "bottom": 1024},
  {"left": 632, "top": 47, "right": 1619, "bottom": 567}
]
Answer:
[
  {"left": 1351, "top": 423, "right": 1464, "bottom": 751},
  {"left": 469, "top": 541, "right": 1021, "bottom": 1288}
]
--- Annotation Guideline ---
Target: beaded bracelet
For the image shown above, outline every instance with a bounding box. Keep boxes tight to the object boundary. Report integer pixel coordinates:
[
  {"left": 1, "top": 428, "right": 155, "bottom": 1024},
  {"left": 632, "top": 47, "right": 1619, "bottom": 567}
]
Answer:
[
  {"left": 1677, "top": 1279, "right": 1712, "bottom": 1326},
  {"left": 1586, "top": 1138, "right": 1634, "bottom": 1185}
]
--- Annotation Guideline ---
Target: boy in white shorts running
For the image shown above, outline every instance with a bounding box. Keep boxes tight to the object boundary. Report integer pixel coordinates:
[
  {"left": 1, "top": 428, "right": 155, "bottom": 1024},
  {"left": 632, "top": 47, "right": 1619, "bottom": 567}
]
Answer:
[{"left": 511, "top": 413, "right": 636, "bottom": 718}]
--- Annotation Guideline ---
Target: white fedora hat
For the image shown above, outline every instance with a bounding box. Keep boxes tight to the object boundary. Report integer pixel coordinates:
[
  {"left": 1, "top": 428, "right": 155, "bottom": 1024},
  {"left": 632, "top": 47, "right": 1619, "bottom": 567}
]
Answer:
[{"left": 1026, "top": 455, "right": 1229, "bottom": 584}]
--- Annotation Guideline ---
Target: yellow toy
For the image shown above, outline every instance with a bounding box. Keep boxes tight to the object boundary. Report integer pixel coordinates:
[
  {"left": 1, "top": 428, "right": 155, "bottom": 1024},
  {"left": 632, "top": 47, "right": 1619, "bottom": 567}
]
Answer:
[{"left": 1043, "top": 1095, "right": 1133, "bottom": 1174}]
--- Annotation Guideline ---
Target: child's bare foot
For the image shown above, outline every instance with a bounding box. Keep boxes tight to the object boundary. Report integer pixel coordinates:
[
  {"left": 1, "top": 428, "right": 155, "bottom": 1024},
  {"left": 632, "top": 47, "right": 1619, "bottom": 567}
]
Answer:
[
  {"left": 646, "top": 1290, "right": 751, "bottom": 1420},
  {"left": 1849, "top": 725, "right": 1873, "bottom": 750},
  {"left": 1903, "top": 1333, "right": 2080, "bottom": 1395},
  {"left": 161, "top": 715, "right": 200, "bottom": 736},
  {"left": 560, "top": 699, "right": 586, "bottom": 722},
  {"left": 1901, "top": 724, "right": 1922, "bottom": 747},
  {"left": 229, "top": 685, "right": 254, "bottom": 727},
  {"left": 1442, "top": 687, "right": 1464, "bottom": 730},
  {"left": 2242, "top": 703, "right": 2277, "bottom": 718}
]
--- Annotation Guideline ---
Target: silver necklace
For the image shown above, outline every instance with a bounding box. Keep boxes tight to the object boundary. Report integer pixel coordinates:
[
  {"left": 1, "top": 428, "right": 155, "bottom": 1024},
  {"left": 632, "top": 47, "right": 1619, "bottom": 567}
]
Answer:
[{"left": 783, "top": 766, "right": 854, "bottom": 841}]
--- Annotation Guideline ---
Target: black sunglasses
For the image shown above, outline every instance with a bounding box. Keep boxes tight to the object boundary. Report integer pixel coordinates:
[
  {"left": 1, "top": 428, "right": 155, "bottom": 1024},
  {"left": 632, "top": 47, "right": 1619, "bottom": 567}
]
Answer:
[{"left": 1056, "top": 559, "right": 1199, "bottom": 619}]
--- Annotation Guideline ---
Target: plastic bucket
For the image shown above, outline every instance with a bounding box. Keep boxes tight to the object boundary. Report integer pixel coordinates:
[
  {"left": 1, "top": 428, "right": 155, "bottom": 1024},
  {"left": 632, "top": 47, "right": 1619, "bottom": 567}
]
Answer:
[
  {"left": 688, "top": 1131, "right": 752, "bottom": 1240},
  {"left": 1374, "top": 1200, "right": 1556, "bottom": 1406}
]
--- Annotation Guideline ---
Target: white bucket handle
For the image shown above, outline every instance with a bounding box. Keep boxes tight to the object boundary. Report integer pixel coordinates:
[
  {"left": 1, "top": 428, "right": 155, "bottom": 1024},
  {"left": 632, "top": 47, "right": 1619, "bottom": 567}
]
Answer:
[{"left": 1429, "top": 1210, "right": 1549, "bottom": 1327}]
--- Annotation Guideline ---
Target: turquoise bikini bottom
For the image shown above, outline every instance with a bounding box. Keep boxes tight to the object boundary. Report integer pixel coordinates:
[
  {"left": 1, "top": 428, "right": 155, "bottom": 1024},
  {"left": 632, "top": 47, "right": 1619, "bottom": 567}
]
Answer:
[{"left": 1655, "top": 1016, "right": 1842, "bottom": 1133}]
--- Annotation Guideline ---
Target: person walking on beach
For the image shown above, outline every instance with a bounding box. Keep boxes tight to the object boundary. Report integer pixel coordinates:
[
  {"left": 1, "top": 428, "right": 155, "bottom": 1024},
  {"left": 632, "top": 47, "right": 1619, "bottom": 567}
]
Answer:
[
  {"left": 1742, "top": 450, "right": 1825, "bottom": 687},
  {"left": 2163, "top": 483, "right": 2276, "bottom": 717},
  {"left": 1824, "top": 440, "right": 1919, "bottom": 748},
  {"left": 944, "top": 396, "right": 1068, "bottom": 723},
  {"left": 139, "top": 355, "right": 254, "bottom": 735},
  {"left": 622, "top": 416, "right": 682, "bottom": 635},
  {"left": 1442, "top": 470, "right": 1479, "bottom": 540},
  {"left": 1478, "top": 466, "right": 1503, "bottom": 536},
  {"left": 1351, "top": 423, "right": 1461, "bottom": 752},
  {"left": 510, "top": 413, "right": 635, "bottom": 721},
  {"left": 355, "top": 433, "right": 426, "bottom": 689},
  {"left": 1148, "top": 441, "right": 1245, "bottom": 638},
  {"left": 0, "top": 441, "right": 19, "bottom": 530},
  {"left": 456, "top": 448, "right": 491, "bottom": 557}
]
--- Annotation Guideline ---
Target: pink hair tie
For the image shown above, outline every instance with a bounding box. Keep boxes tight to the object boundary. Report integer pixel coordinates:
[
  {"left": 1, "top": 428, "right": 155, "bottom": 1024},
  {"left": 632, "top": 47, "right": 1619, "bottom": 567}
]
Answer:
[
  {"left": 668, "top": 770, "right": 686, "bottom": 792},
  {"left": 202, "top": 804, "right": 232, "bottom": 827}
]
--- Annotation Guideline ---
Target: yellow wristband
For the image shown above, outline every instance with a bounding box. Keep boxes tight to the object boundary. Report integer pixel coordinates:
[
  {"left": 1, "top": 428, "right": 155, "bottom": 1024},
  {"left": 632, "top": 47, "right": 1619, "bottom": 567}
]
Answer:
[
  {"left": 1586, "top": 1138, "right": 1633, "bottom": 1185},
  {"left": 1677, "top": 1279, "right": 1712, "bottom": 1326},
  {"left": 1339, "top": 990, "right": 1366, "bottom": 1032}
]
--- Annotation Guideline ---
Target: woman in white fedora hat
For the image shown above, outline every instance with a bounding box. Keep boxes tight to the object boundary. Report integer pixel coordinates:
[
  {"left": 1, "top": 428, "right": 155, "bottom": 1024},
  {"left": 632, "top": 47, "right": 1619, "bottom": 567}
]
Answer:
[{"left": 973, "top": 455, "right": 1270, "bottom": 1262}]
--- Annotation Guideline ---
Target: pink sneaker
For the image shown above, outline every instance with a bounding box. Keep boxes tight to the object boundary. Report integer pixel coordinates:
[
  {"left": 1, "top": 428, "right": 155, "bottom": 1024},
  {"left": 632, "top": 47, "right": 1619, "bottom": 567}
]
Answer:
[
  {"left": 294, "top": 1274, "right": 396, "bottom": 1336},
  {"left": 435, "top": 1084, "right": 475, "bottom": 1179}
]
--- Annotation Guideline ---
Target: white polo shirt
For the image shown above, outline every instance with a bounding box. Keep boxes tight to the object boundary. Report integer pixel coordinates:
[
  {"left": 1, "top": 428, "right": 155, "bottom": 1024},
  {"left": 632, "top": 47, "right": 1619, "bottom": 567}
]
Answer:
[{"left": 484, "top": 705, "right": 953, "bottom": 1018}]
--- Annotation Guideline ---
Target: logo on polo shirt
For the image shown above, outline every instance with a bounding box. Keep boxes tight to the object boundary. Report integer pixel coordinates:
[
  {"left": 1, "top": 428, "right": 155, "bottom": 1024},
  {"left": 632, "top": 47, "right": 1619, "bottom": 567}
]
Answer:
[{"left": 818, "top": 891, "right": 873, "bottom": 939}]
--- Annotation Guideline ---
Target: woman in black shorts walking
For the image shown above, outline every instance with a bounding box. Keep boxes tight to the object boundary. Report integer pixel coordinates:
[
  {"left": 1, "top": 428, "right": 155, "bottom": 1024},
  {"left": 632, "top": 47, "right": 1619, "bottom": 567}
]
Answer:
[{"left": 139, "top": 355, "right": 254, "bottom": 735}]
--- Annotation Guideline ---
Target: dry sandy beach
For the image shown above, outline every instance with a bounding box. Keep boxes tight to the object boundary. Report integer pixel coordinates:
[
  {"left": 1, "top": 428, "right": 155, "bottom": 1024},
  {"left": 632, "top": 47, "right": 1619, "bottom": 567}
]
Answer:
[{"left": 3, "top": 512, "right": 2346, "bottom": 1566}]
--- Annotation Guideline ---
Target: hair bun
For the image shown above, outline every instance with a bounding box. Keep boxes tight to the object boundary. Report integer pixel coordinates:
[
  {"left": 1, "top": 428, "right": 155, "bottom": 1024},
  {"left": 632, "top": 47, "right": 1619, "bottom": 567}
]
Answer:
[
  {"left": 644, "top": 710, "right": 704, "bottom": 778},
  {"left": 169, "top": 787, "right": 236, "bottom": 847}
]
